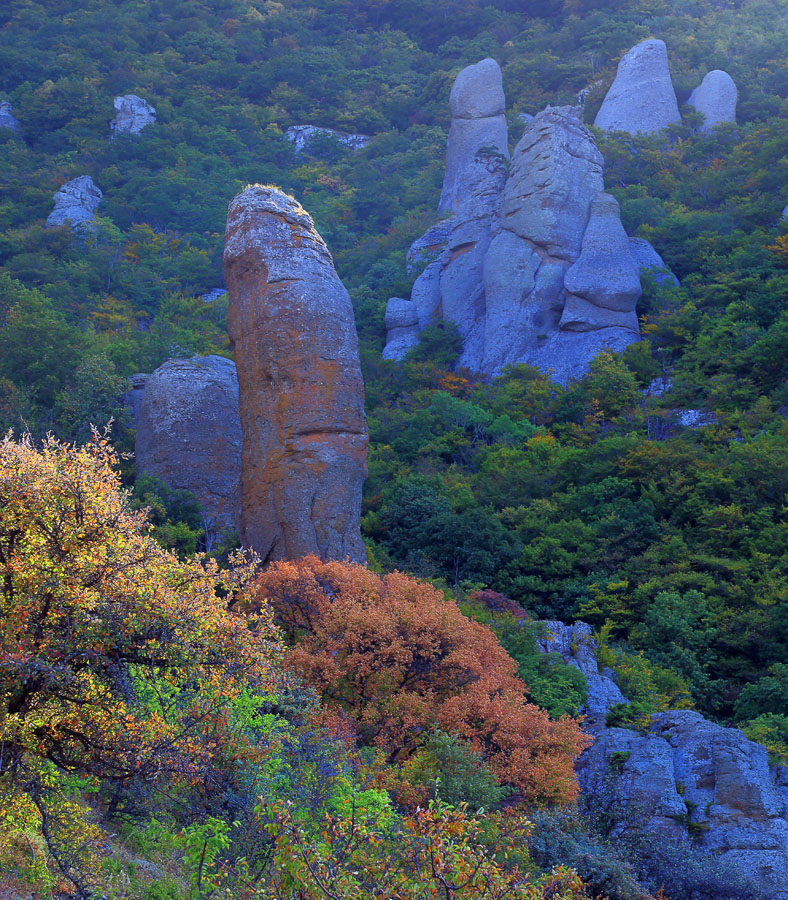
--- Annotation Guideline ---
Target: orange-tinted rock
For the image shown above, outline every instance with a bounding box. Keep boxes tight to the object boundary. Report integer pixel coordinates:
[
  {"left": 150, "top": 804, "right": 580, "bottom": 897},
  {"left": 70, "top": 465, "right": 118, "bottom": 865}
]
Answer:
[{"left": 224, "top": 185, "right": 368, "bottom": 564}]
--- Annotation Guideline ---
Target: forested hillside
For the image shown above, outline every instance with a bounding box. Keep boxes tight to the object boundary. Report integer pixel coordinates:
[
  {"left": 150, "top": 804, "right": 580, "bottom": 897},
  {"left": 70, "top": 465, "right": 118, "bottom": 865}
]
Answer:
[{"left": 4, "top": 1, "right": 788, "bottom": 898}]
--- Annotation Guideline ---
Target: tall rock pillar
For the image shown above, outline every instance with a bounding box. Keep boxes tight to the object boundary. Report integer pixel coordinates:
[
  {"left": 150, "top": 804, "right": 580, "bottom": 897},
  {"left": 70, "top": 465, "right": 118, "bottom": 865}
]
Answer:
[{"left": 224, "top": 185, "right": 368, "bottom": 564}]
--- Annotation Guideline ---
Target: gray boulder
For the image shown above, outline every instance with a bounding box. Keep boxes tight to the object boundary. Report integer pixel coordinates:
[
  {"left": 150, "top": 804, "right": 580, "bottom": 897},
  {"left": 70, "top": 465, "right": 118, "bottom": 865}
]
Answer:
[
  {"left": 286, "top": 125, "right": 371, "bottom": 156},
  {"left": 595, "top": 39, "right": 681, "bottom": 135},
  {"left": 224, "top": 185, "right": 368, "bottom": 565},
  {"left": 135, "top": 356, "right": 242, "bottom": 549},
  {"left": 562, "top": 192, "right": 642, "bottom": 333},
  {"left": 200, "top": 288, "right": 227, "bottom": 304},
  {"left": 688, "top": 69, "right": 737, "bottom": 132},
  {"left": 46, "top": 176, "right": 102, "bottom": 228},
  {"left": 383, "top": 298, "right": 420, "bottom": 360},
  {"left": 0, "top": 101, "right": 20, "bottom": 132},
  {"left": 629, "top": 237, "right": 679, "bottom": 287},
  {"left": 439, "top": 58, "right": 509, "bottom": 215},
  {"left": 111, "top": 95, "right": 156, "bottom": 136}
]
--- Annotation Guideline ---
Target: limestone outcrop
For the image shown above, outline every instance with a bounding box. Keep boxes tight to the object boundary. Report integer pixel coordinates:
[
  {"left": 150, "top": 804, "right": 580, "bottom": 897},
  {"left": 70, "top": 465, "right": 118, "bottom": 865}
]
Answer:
[
  {"left": 46, "top": 176, "right": 102, "bottom": 228},
  {"left": 385, "top": 71, "right": 643, "bottom": 383},
  {"left": 629, "top": 237, "right": 680, "bottom": 287},
  {"left": 688, "top": 69, "right": 737, "bottom": 132},
  {"left": 111, "top": 95, "right": 156, "bottom": 136},
  {"left": 224, "top": 185, "right": 368, "bottom": 564},
  {"left": 382, "top": 298, "right": 420, "bottom": 360},
  {"left": 594, "top": 39, "right": 680, "bottom": 135},
  {"left": 537, "top": 619, "right": 788, "bottom": 898},
  {"left": 286, "top": 125, "right": 371, "bottom": 156},
  {"left": 135, "top": 356, "right": 242, "bottom": 547},
  {"left": 0, "top": 101, "right": 20, "bottom": 132}
]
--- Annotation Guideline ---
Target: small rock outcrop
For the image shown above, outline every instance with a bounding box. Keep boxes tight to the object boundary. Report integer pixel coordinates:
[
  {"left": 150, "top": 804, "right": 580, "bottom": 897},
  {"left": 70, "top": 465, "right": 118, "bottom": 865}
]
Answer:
[
  {"left": 535, "top": 621, "right": 627, "bottom": 715},
  {"left": 286, "top": 125, "right": 371, "bottom": 156},
  {"left": 200, "top": 288, "right": 227, "bottom": 304},
  {"left": 629, "top": 237, "right": 680, "bottom": 287},
  {"left": 594, "top": 39, "right": 681, "bottom": 135},
  {"left": 111, "top": 95, "right": 156, "bottom": 136},
  {"left": 0, "top": 101, "right": 21, "bottom": 132},
  {"left": 386, "top": 69, "right": 644, "bottom": 383},
  {"left": 537, "top": 619, "right": 788, "bottom": 898},
  {"left": 224, "top": 185, "right": 368, "bottom": 565},
  {"left": 46, "top": 176, "right": 102, "bottom": 228},
  {"left": 687, "top": 70, "right": 737, "bottom": 132},
  {"left": 382, "top": 298, "right": 420, "bottom": 360},
  {"left": 135, "top": 356, "right": 242, "bottom": 547}
]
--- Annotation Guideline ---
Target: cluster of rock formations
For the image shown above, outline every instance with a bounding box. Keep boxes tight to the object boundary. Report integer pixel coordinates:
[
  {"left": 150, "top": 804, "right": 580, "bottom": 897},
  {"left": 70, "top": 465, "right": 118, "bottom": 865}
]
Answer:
[
  {"left": 45, "top": 175, "right": 102, "bottom": 228},
  {"left": 594, "top": 38, "right": 737, "bottom": 135},
  {"left": 111, "top": 94, "right": 157, "bottom": 136},
  {"left": 130, "top": 187, "right": 368, "bottom": 565},
  {"left": 540, "top": 621, "right": 788, "bottom": 898},
  {"left": 384, "top": 60, "right": 654, "bottom": 383},
  {"left": 285, "top": 124, "right": 371, "bottom": 156},
  {"left": 224, "top": 185, "right": 368, "bottom": 564}
]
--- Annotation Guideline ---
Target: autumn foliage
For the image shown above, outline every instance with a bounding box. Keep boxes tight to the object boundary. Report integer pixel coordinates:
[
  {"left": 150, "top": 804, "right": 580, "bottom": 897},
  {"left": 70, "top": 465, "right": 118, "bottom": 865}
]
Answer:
[
  {"left": 0, "top": 433, "right": 283, "bottom": 889},
  {"left": 251, "top": 557, "right": 588, "bottom": 806}
]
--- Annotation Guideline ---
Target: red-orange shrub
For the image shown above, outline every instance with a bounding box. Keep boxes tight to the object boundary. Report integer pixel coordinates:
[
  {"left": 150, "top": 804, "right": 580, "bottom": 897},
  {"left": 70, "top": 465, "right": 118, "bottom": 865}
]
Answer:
[{"left": 251, "top": 556, "right": 589, "bottom": 806}]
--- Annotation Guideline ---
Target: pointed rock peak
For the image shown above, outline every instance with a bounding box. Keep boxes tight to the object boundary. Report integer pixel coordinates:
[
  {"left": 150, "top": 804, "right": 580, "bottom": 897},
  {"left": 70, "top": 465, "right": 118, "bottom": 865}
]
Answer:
[
  {"left": 688, "top": 69, "right": 737, "bottom": 131},
  {"left": 449, "top": 58, "right": 505, "bottom": 119},
  {"left": 595, "top": 38, "right": 680, "bottom": 135}
]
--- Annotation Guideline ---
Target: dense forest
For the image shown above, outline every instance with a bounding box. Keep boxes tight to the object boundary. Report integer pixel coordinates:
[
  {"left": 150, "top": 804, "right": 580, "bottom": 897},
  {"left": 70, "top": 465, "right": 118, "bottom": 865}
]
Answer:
[{"left": 3, "top": 0, "right": 788, "bottom": 898}]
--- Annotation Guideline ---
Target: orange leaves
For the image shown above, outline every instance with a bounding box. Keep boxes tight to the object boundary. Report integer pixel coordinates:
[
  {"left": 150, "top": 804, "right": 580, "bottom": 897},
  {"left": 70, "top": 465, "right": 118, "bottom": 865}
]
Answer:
[
  {"left": 766, "top": 233, "right": 788, "bottom": 266},
  {"left": 251, "top": 557, "right": 588, "bottom": 807}
]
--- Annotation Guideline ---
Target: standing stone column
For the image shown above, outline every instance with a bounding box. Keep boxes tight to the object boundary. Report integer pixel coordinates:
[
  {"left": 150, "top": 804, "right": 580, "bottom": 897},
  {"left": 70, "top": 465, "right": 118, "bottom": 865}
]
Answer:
[{"left": 224, "top": 185, "right": 368, "bottom": 564}]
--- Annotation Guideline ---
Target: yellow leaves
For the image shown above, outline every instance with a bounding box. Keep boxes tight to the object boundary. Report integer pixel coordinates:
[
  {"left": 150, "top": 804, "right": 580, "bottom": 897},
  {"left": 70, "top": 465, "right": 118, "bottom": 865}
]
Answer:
[{"left": 767, "top": 233, "right": 788, "bottom": 267}]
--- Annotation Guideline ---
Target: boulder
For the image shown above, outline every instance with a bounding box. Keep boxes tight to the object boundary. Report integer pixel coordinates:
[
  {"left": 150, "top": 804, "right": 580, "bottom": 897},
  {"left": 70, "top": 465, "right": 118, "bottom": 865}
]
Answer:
[
  {"left": 46, "top": 176, "right": 102, "bottom": 228},
  {"left": 111, "top": 95, "right": 156, "bottom": 136},
  {"left": 0, "top": 101, "right": 20, "bottom": 132},
  {"left": 594, "top": 39, "right": 681, "bottom": 135},
  {"left": 135, "top": 356, "right": 242, "bottom": 548},
  {"left": 688, "top": 69, "right": 737, "bottom": 132},
  {"left": 200, "top": 288, "right": 227, "bottom": 303},
  {"left": 629, "top": 237, "right": 680, "bottom": 287},
  {"left": 286, "top": 125, "right": 371, "bottom": 156},
  {"left": 439, "top": 58, "right": 509, "bottom": 215},
  {"left": 383, "top": 298, "right": 420, "bottom": 360},
  {"left": 224, "top": 185, "right": 368, "bottom": 564},
  {"left": 562, "top": 192, "right": 642, "bottom": 332}
]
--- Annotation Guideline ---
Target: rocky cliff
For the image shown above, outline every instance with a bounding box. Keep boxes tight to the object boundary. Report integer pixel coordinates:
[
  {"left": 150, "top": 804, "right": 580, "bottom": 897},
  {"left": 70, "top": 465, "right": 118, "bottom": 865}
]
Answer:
[
  {"left": 385, "top": 62, "right": 650, "bottom": 383},
  {"left": 540, "top": 620, "right": 788, "bottom": 899},
  {"left": 224, "top": 185, "right": 368, "bottom": 564},
  {"left": 46, "top": 176, "right": 102, "bottom": 228},
  {"left": 134, "top": 356, "right": 242, "bottom": 548},
  {"left": 111, "top": 94, "right": 156, "bottom": 136}
]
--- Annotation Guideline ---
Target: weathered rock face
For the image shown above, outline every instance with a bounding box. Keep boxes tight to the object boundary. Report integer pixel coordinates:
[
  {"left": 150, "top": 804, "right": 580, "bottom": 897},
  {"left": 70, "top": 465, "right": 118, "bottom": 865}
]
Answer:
[
  {"left": 439, "top": 58, "right": 509, "bottom": 215},
  {"left": 382, "top": 298, "right": 420, "bottom": 360},
  {"left": 536, "top": 619, "right": 788, "bottom": 898},
  {"left": 688, "top": 69, "right": 737, "bottom": 132},
  {"left": 224, "top": 185, "right": 368, "bottom": 564},
  {"left": 0, "top": 101, "right": 21, "bottom": 132},
  {"left": 629, "top": 237, "right": 680, "bottom": 287},
  {"left": 46, "top": 176, "right": 102, "bottom": 228},
  {"left": 111, "top": 95, "right": 156, "bottom": 136},
  {"left": 594, "top": 39, "right": 681, "bottom": 135},
  {"left": 393, "top": 75, "right": 643, "bottom": 383},
  {"left": 535, "top": 620, "right": 627, "bottom": 716},
  {"left": 286, "top": 125, "right": 371, "bottom": 156},
  {"left": 135, "top": 356, "right": 242, "bottom": 547}
]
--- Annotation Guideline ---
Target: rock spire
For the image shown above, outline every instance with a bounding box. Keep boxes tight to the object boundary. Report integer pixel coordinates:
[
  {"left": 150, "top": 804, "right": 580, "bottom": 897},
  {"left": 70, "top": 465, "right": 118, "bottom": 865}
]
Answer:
[{"left": 224, "top": 185, "right": 368, "bottom": 564}]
